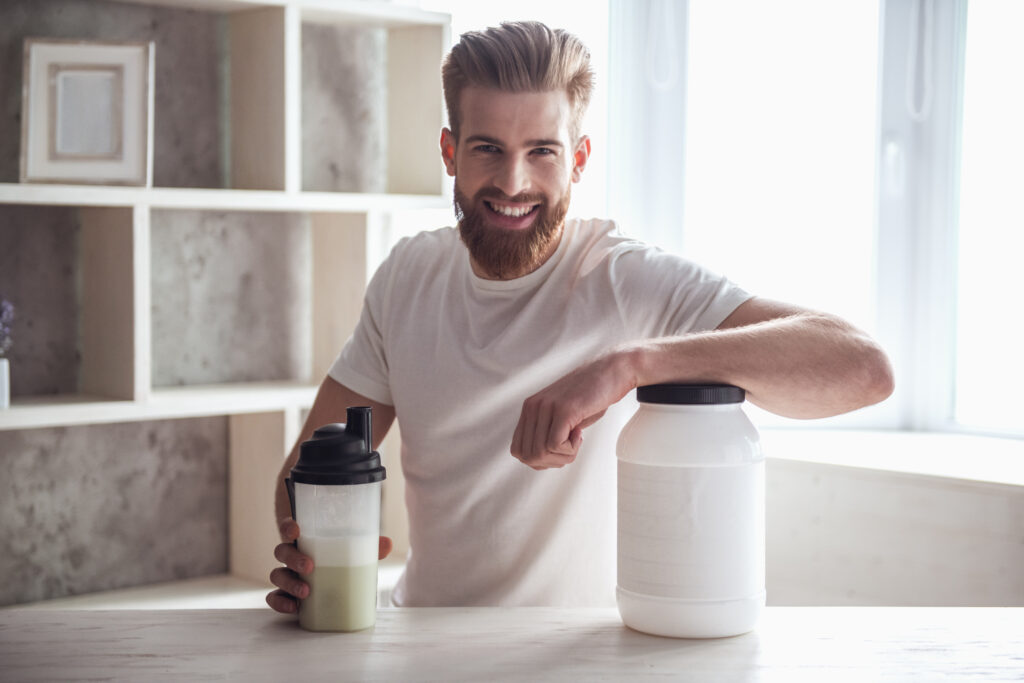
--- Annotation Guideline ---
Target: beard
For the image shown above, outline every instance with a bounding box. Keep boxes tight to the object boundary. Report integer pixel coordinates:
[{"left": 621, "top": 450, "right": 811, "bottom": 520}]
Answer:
[{"left": 455, "top": 182, "right": 571, "bottom": 280}]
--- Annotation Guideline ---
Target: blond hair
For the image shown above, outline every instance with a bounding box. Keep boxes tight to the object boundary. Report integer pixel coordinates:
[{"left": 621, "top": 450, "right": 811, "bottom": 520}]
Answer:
[{"left": 441, "top": 21, "right": 595, "bottom": 142}]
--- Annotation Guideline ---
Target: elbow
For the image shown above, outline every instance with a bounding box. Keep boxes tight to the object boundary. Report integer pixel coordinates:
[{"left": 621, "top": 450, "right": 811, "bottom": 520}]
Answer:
[
  {"left": 856, "top": 339, "right": 896, "bottom": 408},
  {"left": 815, "top": 313, "right": 895, "bottom": 411}
]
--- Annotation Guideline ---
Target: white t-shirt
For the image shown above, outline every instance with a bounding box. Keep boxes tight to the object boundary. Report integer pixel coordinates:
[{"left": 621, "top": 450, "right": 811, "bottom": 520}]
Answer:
[{"left": 329, "top": 218, "right": 751, "bottom": 607}]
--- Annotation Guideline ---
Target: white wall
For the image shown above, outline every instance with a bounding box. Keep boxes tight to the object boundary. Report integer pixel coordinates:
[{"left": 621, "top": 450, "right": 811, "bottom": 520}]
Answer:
[{"left": 766, "top": 436, "right": 1024, "bottom": 606}]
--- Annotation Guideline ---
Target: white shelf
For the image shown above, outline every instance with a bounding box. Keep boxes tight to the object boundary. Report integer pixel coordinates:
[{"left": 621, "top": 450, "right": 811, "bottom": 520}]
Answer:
[
  {"left": 111, "top": 0, "right": 449, "bottom": 27},
  {"left": 0, "top": 382, "right": 318, "bottom": 431},
  {"left": 297, "top": 0, "right": 450, "bottom": 27},
  {"left": 0, "top": 183, "right": 448, "bottom": 212}
]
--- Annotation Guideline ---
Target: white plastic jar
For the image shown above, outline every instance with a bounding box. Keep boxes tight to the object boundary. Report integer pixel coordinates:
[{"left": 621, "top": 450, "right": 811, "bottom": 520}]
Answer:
[{"left": 616, "top": 383, "right": 765, "bottom": 638}]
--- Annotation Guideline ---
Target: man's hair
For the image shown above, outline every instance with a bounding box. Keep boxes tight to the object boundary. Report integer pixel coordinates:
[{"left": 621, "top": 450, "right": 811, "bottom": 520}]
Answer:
[{"left": 441, "top": 21, "right": 595, "bottom": 142}]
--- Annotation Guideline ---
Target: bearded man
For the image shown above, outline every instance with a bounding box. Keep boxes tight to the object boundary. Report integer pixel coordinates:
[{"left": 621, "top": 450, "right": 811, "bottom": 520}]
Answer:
[{"left": 268, "top": 21, "right": 894, "bottom": 611}]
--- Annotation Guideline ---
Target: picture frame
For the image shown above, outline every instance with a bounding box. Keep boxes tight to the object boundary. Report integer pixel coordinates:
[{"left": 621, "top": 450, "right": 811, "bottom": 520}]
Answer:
[{"left": 20, "top": 38, "right": 154, "bottom": 186}]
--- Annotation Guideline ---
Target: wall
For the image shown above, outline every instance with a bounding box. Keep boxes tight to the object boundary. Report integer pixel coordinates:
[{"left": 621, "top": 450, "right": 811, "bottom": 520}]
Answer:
[
  {"left": 766, "top": 451, "right": 1024, "bottom": 606},
  {"left": 0, "top": 417, "right": 228, "bottom": 607},
  {"left": 149, "top": 210, "right": 312, "bottom": 387}
]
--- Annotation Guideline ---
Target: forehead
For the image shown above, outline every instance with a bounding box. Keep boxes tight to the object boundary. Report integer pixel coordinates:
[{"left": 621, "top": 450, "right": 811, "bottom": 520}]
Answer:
[{"left": 457, "top": 88, "right": 573, "bottom": 145}]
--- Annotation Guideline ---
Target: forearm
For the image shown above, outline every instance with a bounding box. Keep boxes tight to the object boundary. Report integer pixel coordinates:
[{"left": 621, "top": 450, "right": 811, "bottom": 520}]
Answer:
[
  {"left": 511, "top": 301, "right": 893, "bottom": 468},
  {"left": 625, "top": 312, "right": 894, "bottom": 419}
]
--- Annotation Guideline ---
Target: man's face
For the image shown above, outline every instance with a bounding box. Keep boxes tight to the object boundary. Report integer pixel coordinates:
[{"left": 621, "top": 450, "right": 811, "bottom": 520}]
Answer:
[{"left": 441, "top": 88, "right": 590, "bottom": 280}]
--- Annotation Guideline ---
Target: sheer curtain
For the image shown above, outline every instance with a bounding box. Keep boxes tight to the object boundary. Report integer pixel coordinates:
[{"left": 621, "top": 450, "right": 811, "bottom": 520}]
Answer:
[{"left": 607, "top": 0, "right": 881, "bottom": 430}]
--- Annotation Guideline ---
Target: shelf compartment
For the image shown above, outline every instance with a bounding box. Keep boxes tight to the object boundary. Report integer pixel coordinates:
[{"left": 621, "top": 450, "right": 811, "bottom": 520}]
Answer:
[
  {"left": 299, "top": 8, "right": 450, "bottom": 196},
  {"left": 0, "top": 415, "right": 229, "bottom": 606},
  {"left": 0, "top": 204, "right": 143, "bottom": 403},
  {"left": 149, "top": 208, "right": 371, "bottom": 389},
  {"left": 150, "top": 209, "right": 311, "bottom": 387},
  {"left": 0, "top": 0, "right": 224, "bottom": 189}
]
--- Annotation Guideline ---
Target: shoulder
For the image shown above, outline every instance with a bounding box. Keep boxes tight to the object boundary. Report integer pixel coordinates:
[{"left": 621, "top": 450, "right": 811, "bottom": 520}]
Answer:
[
  {"left": 564, "top": 217, "right": 665, "bottom": 274},
  {"left": 374, "top": 226, "right": 459, "bottom": 279},
  {"left": 388, "top": 226, "right": 460, "bottom": 262},
  {"left": 364, "top": 226, "right": 459, "bottom": 306}
]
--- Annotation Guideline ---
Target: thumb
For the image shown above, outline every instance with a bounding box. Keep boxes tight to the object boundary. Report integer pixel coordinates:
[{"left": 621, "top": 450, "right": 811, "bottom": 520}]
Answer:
[{"left": 569, "top": 427, "right": 583, "bottom": 451}]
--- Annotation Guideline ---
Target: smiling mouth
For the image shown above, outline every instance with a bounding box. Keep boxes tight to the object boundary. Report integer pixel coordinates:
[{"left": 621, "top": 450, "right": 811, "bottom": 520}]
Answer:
[{"left": 485, "top": 200, "right": 540, "bottom": 218}]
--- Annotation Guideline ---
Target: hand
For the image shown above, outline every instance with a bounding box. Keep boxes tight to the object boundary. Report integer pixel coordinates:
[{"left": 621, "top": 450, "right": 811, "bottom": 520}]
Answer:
[
  {"left": 266, "top": 517, "right": 394, "bottom": 615},
  {"left": 510, "top": 348, "right": 638, "bottom": 470}
]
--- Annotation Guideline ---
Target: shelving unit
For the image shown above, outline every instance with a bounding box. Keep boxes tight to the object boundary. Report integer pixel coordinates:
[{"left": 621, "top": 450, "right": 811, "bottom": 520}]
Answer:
[{"left": 0, "top": 0, "right": 449, "bottom": 592}]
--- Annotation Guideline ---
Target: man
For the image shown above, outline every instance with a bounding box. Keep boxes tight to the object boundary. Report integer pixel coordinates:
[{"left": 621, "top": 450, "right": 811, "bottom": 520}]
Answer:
[{"left": 267, "top": 21, "right": 893, "bottom": 612}]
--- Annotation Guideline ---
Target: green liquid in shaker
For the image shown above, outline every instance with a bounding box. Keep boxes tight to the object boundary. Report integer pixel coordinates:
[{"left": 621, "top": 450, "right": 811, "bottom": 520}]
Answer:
[{"left": 299, "top": 563, "right": 379, "bottom": 632}]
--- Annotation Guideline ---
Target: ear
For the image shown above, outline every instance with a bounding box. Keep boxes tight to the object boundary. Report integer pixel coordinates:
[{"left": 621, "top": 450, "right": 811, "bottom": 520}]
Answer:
[
  {"left": 440, "top": 128, "right": 457, "bottom": 177},
  {"left": 571, "top": 135, "right": 591, "bottom": 183}
]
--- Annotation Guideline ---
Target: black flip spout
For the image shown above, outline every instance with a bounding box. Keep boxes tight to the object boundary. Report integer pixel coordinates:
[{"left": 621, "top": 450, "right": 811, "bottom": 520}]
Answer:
[{"left": 346, "top": 406, "right": 372, "bottom": 453}]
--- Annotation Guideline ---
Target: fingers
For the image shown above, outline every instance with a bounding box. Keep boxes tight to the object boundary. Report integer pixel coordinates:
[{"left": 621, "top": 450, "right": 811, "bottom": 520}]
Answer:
[
  {"left": 526, "top": 400, "right": 555, "bottom": 465},
  {"left": 266, "top": 589, "right": 299, "bottom": 614},
  {"left": 274, "top": 540, "right": 313, "bottom": 575},
  {"left": 268, "top": 533, "right": 393, "bottom": 616},
  {"left": 270, "top": 518, "right": 311, "bottom": 615},
  {"left": 268, "top": 567, "right": 308, "bottom": 615},
  {"left": 512, "top": 393, "right": 584, "bottom": 470},
  {"left": 278, "top": 517, "right": 300, "bottom": 543}
]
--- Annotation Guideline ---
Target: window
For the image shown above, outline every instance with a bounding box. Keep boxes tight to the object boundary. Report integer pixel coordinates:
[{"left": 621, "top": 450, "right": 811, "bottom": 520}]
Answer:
[
  {"left": 680, "top": 0, "right": 879, "bottom": 335},
  {"left": 953, "top": 0, "right": 1024, "bottom": 432},
  {"left": 610, "top": 0, "right": 1022, "bottom": 437}
]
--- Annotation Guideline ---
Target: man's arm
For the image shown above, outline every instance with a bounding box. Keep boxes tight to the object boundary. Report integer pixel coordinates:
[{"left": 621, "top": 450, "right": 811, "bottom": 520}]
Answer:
[
  {"left": 267, "top": 375, "right": 396, "bottom": 615},
  {"left": 510, "top": 296, "right": 894, "bottom": 470}
]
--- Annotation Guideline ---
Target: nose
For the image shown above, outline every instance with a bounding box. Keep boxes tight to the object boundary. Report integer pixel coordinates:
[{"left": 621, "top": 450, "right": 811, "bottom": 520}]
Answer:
[{"left": 492, "top": 153, "right": 531, "bottom": 198}]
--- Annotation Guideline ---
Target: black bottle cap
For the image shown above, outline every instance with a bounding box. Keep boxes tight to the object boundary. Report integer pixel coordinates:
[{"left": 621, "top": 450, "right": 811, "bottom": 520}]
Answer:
[
  {"left": 636, "top": 383, "right": 746, "bottom": 405},
  {"left": 288, "top": 406, "right": 386, "bottom": 486}
]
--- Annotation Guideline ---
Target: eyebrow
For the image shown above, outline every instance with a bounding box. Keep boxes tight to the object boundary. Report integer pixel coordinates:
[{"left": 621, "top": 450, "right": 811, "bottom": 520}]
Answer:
[{"left": 464, "top": 135, "right": 565, "bottom": 148}]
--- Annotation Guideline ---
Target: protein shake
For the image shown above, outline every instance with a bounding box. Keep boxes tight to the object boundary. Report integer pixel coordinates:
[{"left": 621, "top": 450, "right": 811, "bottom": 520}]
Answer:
[{"left": 286, "top": 407, "right": 386, "bottom": 632}]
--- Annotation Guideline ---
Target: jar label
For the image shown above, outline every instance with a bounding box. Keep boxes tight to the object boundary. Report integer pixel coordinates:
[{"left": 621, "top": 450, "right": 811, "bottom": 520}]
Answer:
[{"left": 618, "top": 460, "right": 765, "bottom": 600}]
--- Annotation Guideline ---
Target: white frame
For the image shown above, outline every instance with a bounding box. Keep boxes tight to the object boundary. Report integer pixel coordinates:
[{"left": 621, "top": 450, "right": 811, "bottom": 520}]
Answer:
[{"left": 20, "top": 39, "right": 154, "bottom": 187}]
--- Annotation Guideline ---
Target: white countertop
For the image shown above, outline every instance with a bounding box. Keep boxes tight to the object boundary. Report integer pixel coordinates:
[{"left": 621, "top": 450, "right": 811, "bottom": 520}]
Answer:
[{"left": 1, "top": 606, "right": 1021, "bottom": 681}]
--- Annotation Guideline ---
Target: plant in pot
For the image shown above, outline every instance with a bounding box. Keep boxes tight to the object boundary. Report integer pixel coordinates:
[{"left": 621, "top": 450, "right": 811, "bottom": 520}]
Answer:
[{"left": 0, "top": 299, "right": 13, "bottom": 409}]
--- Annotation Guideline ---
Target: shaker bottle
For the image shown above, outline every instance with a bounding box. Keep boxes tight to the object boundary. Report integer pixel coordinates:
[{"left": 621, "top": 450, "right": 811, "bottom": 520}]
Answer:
[
  {"left": 616, "top": 383, "right": 764, "bottom": 638},
  {"left": 285, "top": 406, "right": 386, "bottom": 632}
]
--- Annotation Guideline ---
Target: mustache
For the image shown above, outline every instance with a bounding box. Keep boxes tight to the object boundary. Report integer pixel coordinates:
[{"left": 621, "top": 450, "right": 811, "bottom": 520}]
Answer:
[{"left": 474, "top": 188, "right": 546, "bottom": 205}]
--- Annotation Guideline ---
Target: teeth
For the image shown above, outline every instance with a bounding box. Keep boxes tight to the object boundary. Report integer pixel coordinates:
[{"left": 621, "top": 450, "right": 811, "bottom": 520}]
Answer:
[{"left": 488, "top": 202, "right": 535, "bottom": 218}]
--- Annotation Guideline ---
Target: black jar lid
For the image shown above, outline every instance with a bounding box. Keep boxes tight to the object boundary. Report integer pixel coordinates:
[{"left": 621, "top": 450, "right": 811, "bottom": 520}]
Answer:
[{"left": 636, "top": 383, "right": 745, "bottom": 405}]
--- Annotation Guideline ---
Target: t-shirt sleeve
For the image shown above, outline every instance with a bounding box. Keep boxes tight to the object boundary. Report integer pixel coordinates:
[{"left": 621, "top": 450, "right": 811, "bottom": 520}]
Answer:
[
  {"left": 327, "top": 252, "right": 395, "bottom": 406},
  {"left": 609, "top": 243, "right": 753, "bottom": 335}
]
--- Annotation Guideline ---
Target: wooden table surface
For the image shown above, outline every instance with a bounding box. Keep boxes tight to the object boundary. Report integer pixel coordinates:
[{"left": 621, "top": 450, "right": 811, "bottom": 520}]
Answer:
[{"left": 1, "top": 606, "right": 1022, "bottom": 681}]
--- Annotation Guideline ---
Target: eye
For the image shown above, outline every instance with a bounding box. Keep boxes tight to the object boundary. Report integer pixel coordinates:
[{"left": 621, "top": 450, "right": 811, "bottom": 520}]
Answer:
[
  {"left": 474, "top": 144, "right": 500, "bottom": 153},
  {"left": 532, "top": 147, "right": 556, "bottom": 155}
]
